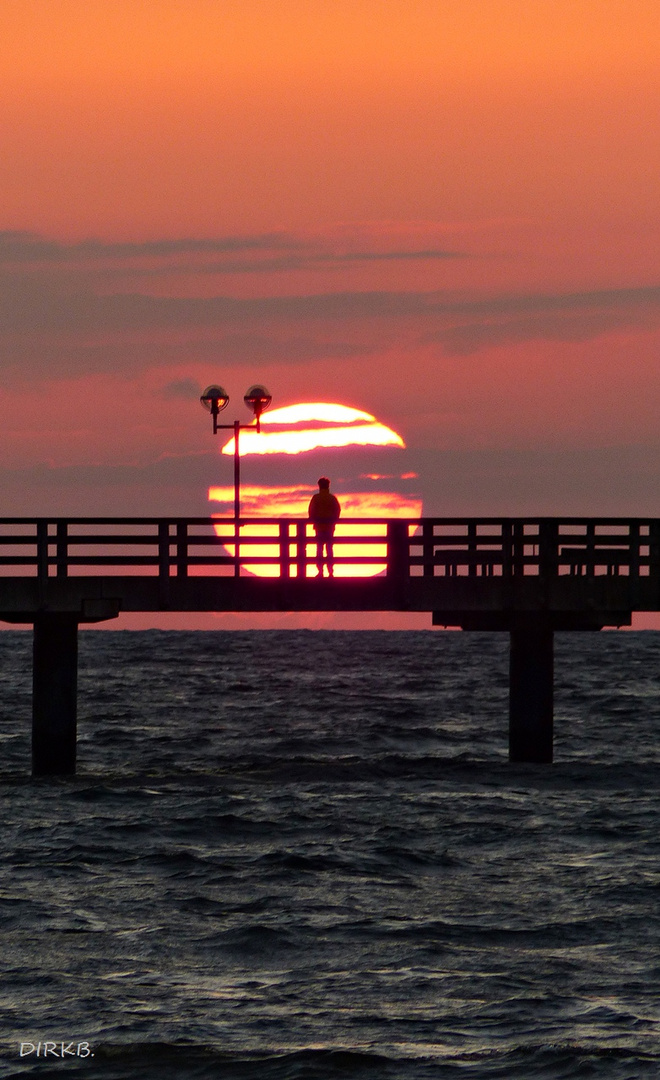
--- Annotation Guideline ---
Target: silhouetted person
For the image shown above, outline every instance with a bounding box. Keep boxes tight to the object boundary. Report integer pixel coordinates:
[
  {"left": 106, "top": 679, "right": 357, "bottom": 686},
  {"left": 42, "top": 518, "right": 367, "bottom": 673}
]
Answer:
[{"left": 308, "top": 477, "right": 341, "bottom": 577}]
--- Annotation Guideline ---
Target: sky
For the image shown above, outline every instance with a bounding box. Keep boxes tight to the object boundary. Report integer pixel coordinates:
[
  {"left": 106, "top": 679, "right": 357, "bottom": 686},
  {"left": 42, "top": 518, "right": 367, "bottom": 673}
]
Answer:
[{"left": 2, "top": 0, "right": 660, "bottom": 627}]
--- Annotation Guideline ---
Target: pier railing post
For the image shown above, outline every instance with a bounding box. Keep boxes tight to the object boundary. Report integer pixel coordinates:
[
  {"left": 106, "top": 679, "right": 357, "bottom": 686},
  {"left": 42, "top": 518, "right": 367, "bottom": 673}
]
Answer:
[
  {"left": 539, "top": 520, "right": 558, "bottom": 579},
  {"left": 512, "top": 522, "right": 525, "bottom": 576},
  {"left": 56, "top": 521, "right": 68, "bottom": 578},
  {"left": 176, "top": 522, "right": 188, "bottom": 578},
  {"left": 280, "top": 522, "right": 291, "bottom": 578},
  {"left": 36, "top": 520, "right": 48, "bottom": 606},
  {"left": 387, "top": 520, "right": 409, "bottom": 581},
  {"left": 650, "top": 521, "right": 660, "bottom": 578},
  {"left": 158, "top": 521, "right": 170, "bottom": 607},
  {"left": 422, "top": 521, "right": 434, "bottom": 577},
  {"left": 32, "top": 613, "right": 79, "bottom": 776},
  {"left": 296, "top": 522, "right": 307, "bottom": 579},
  {"left": 502, "top": 520, "right": 513, "bottom": 577},
  {"left": 509, "top": 621, "right": 554, "bottom": 763},
  {"left": 234, "top": 519, "right": 241, "bottom": 578}
]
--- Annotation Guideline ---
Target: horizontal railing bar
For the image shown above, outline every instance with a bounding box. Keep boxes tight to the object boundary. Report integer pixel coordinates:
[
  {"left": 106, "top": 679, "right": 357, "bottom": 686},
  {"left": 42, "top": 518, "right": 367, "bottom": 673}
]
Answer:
[
  {"left": 63, "top": 556, "right": 162, "bottom": 566},
  {"left": 411, "top": 553, "right": 535, "bottom": 562},
  {"left": 0, "top": 551, "right": 637, "bottom": 567},
  {"left": 557, "top": 540, "right": 639, "bottom": 548},
  {"left": 183, "top": 556, "right": 255, "bottom": 565},
  {"left": 0, "top": 516, "right": 402, "bottom": 527},
  {"left": 0, "top": 516, "right": 658, "bottom": 527},
  {"left": 429, "top": 534, "right": 510, "bottom": 542},
  {"left": 58, "top": 535, "right": 175, "bottom": 546},
  {"left": 44, "top": 537, "right": 395, "bottom": 548},
  {"left": 0, "top": 534, "right": 641, "bottom": 549},
  {"left": 558, "top": 556, "right": 642, "bottom": 563},
  {"left": 184, "top": 557, "right": 388, "bottom": 566}
]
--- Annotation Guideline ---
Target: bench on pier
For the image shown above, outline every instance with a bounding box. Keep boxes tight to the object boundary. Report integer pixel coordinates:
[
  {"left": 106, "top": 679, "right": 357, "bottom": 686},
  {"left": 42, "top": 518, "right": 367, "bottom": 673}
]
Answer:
[
  {"left": 429, "top": 549, "right": 504, "bottom": 577},
  {"left": 559, "top": 546, "right": 632, "bottom": 576}
]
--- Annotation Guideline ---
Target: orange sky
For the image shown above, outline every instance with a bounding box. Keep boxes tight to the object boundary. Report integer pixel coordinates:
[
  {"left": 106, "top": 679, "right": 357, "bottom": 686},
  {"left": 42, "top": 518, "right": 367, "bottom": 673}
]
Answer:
[
  {"left": 2, "top": 0, "right": 660, "bottom": 627},
  {"left": 2, "top": 1, "right": 659, "bottom": 239}
]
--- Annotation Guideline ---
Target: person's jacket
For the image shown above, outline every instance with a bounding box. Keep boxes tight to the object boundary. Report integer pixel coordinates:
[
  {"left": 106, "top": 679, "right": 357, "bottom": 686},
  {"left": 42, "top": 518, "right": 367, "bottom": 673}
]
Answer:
[{"left": 308, "top": 490, "right": 341, "bottom": 526}]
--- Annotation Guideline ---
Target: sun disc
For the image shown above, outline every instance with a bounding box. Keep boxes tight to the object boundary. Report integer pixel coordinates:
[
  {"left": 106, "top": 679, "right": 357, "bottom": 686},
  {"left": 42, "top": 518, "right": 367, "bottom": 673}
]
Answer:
[
  {"left": 209, "top": 400, "right": 420, "bottom": 577},
  {"left": 220, "top": 401, "right": 404, "bottom": 457}
]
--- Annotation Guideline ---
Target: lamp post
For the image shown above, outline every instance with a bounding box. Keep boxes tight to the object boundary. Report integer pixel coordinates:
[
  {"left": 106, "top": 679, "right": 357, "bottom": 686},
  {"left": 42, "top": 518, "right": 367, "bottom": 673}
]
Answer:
[{"left": 200, "top": 384, "right": 272, "bottom": 520}]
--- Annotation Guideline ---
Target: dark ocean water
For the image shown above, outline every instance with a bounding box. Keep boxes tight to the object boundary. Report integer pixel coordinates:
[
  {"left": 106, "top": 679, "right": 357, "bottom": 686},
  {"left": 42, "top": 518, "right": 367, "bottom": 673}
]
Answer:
[{"left": 1, "top": 629, "right": 659, "bottom": 1079}]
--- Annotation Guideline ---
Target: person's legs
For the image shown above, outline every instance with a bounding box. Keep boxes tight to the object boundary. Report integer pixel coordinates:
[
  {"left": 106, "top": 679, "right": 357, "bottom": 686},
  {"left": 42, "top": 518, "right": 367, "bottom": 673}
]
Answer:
[
  {"left": 315, "top": 528, "right": 333, "bottom": 576},
  {"left": 326, "top": 538, "right": 334, "bottom": 576}
]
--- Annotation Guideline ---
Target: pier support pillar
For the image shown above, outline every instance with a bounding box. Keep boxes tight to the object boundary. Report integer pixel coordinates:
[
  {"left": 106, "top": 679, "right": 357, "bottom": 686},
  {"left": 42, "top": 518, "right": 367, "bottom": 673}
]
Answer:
[
  {"left": 32, "top": 614, "right": 79, "bottom": 776},
  {"left": 509, "top": 623, "right": 554, "bottom": 763}
]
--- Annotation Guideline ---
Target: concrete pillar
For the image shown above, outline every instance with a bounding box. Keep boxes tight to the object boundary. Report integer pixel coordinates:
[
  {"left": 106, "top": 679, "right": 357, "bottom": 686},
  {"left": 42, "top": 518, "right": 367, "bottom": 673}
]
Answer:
[
  {"left": 509, "top": 623, "right": 554, "bottom": 763},
  {"left": 32, "top": 614, "right": 79, "bottom": 776}
]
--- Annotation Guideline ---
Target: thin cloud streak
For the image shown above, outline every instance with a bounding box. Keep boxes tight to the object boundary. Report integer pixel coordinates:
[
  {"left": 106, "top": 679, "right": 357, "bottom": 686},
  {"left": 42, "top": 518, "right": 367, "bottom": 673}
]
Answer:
[
  {"left": 0, "top": 230, "right": 464, "bottom": 276},
  {"left": 180, "top": 249, "right": 464, "bottom": 275},
  {"left": 4, "top": 278, "right": 660, "bottom": 333},
  {"left": 0, "top": 231, "right": 300, "bottom": 262}
]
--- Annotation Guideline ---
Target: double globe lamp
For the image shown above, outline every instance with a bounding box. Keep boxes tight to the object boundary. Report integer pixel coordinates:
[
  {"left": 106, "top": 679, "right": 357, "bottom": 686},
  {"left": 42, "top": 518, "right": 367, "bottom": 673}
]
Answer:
[{"left": 200, "top": 384, "right": 272, "bottom": 520}]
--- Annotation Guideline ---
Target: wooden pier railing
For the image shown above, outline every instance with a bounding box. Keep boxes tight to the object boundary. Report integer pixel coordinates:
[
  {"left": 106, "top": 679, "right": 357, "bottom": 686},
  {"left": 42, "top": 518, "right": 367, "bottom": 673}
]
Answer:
[{"left": 0, "top": 516, "right": 658, "bottom": 581}]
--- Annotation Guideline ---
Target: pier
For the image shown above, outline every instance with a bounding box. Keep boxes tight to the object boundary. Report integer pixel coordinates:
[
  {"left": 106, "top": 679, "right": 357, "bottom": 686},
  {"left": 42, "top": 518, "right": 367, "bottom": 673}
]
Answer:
[{"left": 1, "top": 515, "right": 656, "bottom": 774}]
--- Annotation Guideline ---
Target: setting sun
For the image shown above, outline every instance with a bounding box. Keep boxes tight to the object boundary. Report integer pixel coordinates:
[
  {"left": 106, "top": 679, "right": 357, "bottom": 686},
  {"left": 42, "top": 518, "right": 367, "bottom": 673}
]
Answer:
[
  {"left": 210, "top": 401, "right": 421, "bottom": 577},
  {"left": 220, "top": 402, "right": 405, "bottom": 457}
]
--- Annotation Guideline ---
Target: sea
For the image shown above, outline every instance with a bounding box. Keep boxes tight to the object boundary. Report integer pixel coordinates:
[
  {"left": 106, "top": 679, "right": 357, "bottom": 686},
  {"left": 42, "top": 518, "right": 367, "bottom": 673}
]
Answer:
[{"left": 1, "top": 629, "right": 659, "bottom": 1079}]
